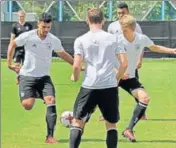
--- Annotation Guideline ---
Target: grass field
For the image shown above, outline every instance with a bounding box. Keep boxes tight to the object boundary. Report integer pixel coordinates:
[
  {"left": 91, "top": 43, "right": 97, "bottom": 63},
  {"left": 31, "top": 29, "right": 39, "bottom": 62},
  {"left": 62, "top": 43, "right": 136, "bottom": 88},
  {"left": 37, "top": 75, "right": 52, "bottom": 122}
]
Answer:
[{"left": 2, "top": 59, "right": 176, "bottom": 148}]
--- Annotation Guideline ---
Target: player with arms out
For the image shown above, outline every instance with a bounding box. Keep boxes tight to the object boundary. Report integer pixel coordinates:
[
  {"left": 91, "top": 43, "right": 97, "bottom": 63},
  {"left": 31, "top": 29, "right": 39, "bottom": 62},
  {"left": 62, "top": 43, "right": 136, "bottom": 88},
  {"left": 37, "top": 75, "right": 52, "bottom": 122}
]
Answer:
[
  {"left": 98, "top": 2, "right": 147, "bottom": 122},
  {"left": 118, "top": 14, "right": 176, "bottom": 142},
  {"left": 108, "top": 2, "right": 143, "bottom": 76},
  {"left": 7, "top": 12, "right": 74, "bottom": 144},
  {"left": 10, "top": 10, "right": 33, "bottom": 84},
  {"left": 69, "top": 8, "right": 128, "bottom": 148}
]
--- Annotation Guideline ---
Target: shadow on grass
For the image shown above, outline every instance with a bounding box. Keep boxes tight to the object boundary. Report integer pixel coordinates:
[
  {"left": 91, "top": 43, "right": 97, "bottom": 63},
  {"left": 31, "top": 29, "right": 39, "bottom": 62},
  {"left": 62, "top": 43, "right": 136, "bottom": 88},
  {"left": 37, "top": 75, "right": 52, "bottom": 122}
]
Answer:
[
  {"left": 59, "top": 138, "right": 105, "bottom": 143},
  {"left": 59, "top": 138, "right": 176, "bottom": 144},
  {"left": 146, "top": 119, "right": 176, "bottom": 121},
  {"left": 136, "top": 140, "right": 176, "bottom": 143}
]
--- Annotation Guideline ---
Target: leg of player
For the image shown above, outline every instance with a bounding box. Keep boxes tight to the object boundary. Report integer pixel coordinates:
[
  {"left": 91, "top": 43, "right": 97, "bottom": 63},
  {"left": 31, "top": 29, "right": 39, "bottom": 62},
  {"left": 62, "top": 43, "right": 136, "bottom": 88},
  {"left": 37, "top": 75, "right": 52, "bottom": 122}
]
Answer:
[
  {"left": 19, "top": 75, "right": 36, "bottom": 110},
  {"left": 69, "top": 119, "right": 85, "bottom": 148},
  {"left": 105, "top": 121, "right": 118, "bottom": 148},
  {"left": 44, "top": 96, "right": 58, "bottom": 143},
  {"left": 21, "top": 98, "right": 35, "bottom": 110},
  {"left": 98, "top": 87, "right": 119, "bottom": 148},
  {"left": 69, "top": 87, "right": 97, "bottom": 148},
  {"left": 40, "top": 76, "right": 58, "bottom": 143},
  {"left": 135, "top": 69, "right": 147, "bottom": 120},
  {"left": 122, "top": 88, "right": 150, "bottom": 142}
]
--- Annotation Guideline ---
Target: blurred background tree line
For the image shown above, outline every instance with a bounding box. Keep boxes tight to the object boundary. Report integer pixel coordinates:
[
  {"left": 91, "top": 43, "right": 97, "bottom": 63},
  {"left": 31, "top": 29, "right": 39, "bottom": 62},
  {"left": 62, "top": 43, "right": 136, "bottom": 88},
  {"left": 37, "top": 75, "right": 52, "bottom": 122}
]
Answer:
[{"left": 17, "top": 0, "right": 176, "bottom": 21}]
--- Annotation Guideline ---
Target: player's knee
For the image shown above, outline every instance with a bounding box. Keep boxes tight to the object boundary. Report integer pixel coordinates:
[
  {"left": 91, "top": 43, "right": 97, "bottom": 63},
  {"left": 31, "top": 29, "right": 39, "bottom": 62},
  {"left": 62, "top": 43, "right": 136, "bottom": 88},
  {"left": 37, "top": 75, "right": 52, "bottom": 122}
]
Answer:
[
  {"left": 21, "top": 102, "right": 33, "bottom": 110},
  {"left": 105, "top": 121, "right": 117, "bottom": 130},
  {"left": 21, "top": 99, "right": 35, "bottom": 110},
  {"left": 44, "top": 96, "right": 55, "bottom": 104},
  {"left": 72, "top": 118, "right": 85, "bottom": 128},
  {"left": 140, "top": 97, "right": 150, "bottom": 104}
]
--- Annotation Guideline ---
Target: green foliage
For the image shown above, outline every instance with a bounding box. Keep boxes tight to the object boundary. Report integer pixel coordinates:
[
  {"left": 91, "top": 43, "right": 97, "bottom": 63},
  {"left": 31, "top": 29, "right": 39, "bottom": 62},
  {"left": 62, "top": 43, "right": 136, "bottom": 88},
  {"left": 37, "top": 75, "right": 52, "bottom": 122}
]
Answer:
[
  {"left": 121, "top": 1, "right": 155, "bottom": 20},
  {"left": 19, "top": 1, "right": 52, "bottom": 19},
  {"left": 17, "top": 0, "right": 176, "bottom": 21},
  {"left": 147, "top": 1, "right": 176, "bottom": 21}
]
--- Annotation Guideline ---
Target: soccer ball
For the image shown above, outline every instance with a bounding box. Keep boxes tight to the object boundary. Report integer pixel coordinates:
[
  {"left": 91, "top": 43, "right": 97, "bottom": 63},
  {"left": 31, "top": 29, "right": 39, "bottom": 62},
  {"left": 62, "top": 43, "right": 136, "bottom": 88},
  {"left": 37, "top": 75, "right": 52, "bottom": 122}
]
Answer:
[{"left": 60, "top": 111, "right": 73, "bottom": 128}]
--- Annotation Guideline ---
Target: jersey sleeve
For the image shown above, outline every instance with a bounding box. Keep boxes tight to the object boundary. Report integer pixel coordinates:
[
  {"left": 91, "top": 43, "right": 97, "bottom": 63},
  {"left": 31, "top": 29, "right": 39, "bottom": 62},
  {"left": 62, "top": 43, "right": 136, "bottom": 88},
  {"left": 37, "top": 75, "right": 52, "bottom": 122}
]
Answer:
[
  {"left": 142, "top": 35, "right": 154, "bottom": 48},
  {"left": 136, "top": 23, "right": 142, "bottom": 34},
  {"left": 115, "top": 44, "right": 127, "bottom": 54},
  {"left": 74, "top": 38, "right": 83, "bottom": 57},
  {"left": 15, "top": 32, "right": 29, "bottom": 46},
  {"left": 11, "top": 24, "right": 16, "bottom": 35},
  {"left": 52, "top": 37, "right": 64, "bottom": 52},
  {"left": 115, "top": 36, "right": 127, "bottom": 54}
]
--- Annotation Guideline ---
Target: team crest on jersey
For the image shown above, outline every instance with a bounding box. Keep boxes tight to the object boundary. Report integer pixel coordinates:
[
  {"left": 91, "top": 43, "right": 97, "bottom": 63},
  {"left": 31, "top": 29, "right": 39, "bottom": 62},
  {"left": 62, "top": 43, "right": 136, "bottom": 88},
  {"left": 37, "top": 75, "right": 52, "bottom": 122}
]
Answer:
[
  {"left": 47, "top": 43, "right": 52, "bottom": 49},
  {"left": 32, "top": 44, "right": 37, "bottom": 48},
  {"left": 17, "top": 27, "right": 21, "bottom": 31},
  {"left": 135, "top": 44, "right": 141, "bottom": 50},
  {"left": 92, "top": 39, "right": 99, "bottom": 45}
]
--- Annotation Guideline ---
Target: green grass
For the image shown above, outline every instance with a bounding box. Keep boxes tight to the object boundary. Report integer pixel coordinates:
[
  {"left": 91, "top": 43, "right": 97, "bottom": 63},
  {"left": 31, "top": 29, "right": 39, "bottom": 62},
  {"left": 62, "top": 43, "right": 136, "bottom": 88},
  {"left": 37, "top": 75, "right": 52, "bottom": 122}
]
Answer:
[{"left": 2, "top": 59, "right": 176, "bottom": 148}]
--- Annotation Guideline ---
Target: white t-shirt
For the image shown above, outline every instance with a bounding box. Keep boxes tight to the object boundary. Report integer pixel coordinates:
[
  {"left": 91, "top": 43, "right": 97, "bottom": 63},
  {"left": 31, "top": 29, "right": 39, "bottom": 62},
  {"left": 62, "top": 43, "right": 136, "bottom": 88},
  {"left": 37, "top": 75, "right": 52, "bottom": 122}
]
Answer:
[
  {"left": 74, "top": 30, "right": 126, "bottom": 89},
  {"left": 108, "top": 20, "right": 142, "bottom": 35},
  {"left": 15, "top": 29, "right": 64, "bottom": 77},
  {"left": 116, "top": 33, "right": 154, "bottom": 78}
]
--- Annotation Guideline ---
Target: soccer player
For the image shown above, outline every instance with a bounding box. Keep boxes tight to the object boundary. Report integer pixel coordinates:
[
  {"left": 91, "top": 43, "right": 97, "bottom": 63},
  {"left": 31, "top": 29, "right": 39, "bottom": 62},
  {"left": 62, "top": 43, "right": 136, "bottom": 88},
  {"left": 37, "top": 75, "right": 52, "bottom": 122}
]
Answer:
[
  {"left": 69, "top": 8, "right": 128, "bottom": 148},
  {"left": 118, "top": 14, "right": 176, "bottom": 142},
  {"left": 7, "top": 12, "right": 74, "bottom": 143},
  {"left": 10, "top": 10, "right": 33, "bottom": 84},
  {"left": 105, "top": 2, "right": 147, "bottom": 121}
]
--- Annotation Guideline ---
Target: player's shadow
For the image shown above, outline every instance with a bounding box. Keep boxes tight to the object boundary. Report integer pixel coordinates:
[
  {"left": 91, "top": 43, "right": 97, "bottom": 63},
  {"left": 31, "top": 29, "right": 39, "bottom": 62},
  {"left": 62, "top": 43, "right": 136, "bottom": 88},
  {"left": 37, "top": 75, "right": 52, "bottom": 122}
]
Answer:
[
  {"left": 59, "top": 138, "right": 105, "bottom": 143},
  {"left": 146, "top": 119, "right": 176, "bottom": 121},
  {"left": 135, "top": 140, "right": 176, "bottom": 143},
  {"left": 58, "top": 139, "right": 176, "bottom": 143}
]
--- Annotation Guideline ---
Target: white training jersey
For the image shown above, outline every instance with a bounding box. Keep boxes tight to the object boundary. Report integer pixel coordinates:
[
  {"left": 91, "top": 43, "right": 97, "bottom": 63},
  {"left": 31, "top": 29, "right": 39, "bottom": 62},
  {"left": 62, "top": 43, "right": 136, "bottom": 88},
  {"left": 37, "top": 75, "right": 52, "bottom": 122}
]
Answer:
[
  {"left": 15, "top": 29, "right": 64, "bottom": 77},
  {"left": 74, "top": 30, "right": 126, "bottom": 89},
  {"left": 116, "top": 32, "right": 154, "bottom": 78},
  {"left": 108, "top": 20, "right": 142, "bottom": 35}
]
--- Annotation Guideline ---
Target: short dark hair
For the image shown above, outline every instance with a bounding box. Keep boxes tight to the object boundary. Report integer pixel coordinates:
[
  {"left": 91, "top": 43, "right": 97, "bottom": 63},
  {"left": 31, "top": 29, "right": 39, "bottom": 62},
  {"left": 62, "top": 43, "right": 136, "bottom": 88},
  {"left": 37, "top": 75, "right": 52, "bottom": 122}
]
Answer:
[
  {"left": 118, "top": 2, "right": 129, "bottom": 10},
  {"left": 39, "top": 12, "right": 52, "bottom": 23},
  {"left": 87, "top": 8, "right": 104, "bottom": 24}
]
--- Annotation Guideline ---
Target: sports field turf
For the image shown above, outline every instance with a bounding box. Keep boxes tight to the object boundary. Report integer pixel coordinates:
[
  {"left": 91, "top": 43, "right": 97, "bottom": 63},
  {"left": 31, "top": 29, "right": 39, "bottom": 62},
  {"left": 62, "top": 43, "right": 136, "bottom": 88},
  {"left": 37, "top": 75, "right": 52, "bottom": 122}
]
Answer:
[{"left": 2, "top": 59, "right": 176, "bottom": 148}]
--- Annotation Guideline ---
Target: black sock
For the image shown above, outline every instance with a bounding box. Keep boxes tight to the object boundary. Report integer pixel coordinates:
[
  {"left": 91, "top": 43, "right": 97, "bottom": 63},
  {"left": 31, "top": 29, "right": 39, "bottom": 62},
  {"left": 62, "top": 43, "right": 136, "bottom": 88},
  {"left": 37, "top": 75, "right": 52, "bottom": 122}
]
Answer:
[
  {"left": 127, "top": 102, "right": 147, "bottom": 130},
  {"left": 106, "top": 129, "right": 118, "bottom": 148},
  {"left": 69, "top": 127, "right": 82, "bottom": 148},
  {"left": 46, "top": 104, "right": 57, "bottom": 138}
]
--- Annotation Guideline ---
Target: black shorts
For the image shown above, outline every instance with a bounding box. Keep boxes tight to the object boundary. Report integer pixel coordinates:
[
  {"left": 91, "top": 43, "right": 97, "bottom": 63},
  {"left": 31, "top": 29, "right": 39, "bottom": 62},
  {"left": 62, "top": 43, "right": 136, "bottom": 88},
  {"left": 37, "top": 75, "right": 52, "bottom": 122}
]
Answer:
[
  {"left": 119, "top": 78, "right": 144, "bottom": 94},
  {"left": 19, "top": 75, "right": 55, "bottom": 101},
  {"left": 73, "top": 87, "right": 119, "bottom": 124},
  {"left": 14, "top": 48, "right": 25, "bottom": 64}
]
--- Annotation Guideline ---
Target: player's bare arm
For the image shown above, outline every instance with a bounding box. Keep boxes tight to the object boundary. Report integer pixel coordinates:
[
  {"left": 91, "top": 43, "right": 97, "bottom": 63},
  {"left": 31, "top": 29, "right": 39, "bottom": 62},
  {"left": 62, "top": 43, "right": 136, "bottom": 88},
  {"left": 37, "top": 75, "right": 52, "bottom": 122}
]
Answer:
[
  {"left": 7, "top": 40, "right": 20, "bottom": 73},
  {"left": 10, "top": 33, "right": 16, "bottom": 42},
  {"left": 116, "top": 53, "right": 128, "bottom": 82},
  {"left": 56, "top": 50, "right": 74, "bottom": 65},
  {"left": 149, "top": 45, "right": 176, "bottom": 54},
  {"left": 71, "top": 54, "right": 83, "bottom": 82},
  {"left": 137, "top": 50, "right": 144, "bottom": 69}
]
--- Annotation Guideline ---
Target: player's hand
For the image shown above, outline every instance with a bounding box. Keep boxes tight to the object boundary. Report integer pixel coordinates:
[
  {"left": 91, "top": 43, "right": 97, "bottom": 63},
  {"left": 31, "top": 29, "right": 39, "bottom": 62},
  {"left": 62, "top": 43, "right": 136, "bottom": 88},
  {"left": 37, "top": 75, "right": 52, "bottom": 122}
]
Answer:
[
  {"left": 137, "top": 61, "right": 142, "bottom": 69},
  {"left": 8, "top": 64, "right": 21, "bottom": 74},
  {"left": 171, "top": 49, "right": 176, "bottom": 54},
  {"left": 81, "top": 66, "right": 85, "bottom": 71},
  {"left": 70, "top": 74, "right": 76, "bottom": 81},
  {"left": 121, "top": 73, "right": 129, "bottom": 80}
]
